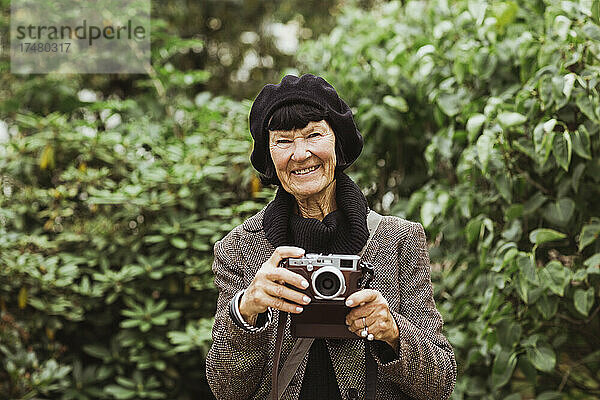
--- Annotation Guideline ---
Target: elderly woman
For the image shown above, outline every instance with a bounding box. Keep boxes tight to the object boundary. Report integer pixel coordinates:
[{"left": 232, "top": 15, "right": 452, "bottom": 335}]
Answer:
[{"left": 206, "top": 74, "right": 456, "bottom": 400}]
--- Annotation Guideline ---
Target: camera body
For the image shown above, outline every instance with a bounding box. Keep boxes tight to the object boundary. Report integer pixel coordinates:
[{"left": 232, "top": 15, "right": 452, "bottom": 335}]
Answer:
[
  {"left": 281, "top": 253, "right": 363, "bottom": 300},
  {"left": 280, "top": 253, "right": 374, "bottom": 339}
]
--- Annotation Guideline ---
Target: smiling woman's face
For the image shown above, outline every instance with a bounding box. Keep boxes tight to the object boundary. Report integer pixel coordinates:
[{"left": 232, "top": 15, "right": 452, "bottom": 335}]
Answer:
[{"left": 269, "top": 119, "right": 336, "bottom": 200}]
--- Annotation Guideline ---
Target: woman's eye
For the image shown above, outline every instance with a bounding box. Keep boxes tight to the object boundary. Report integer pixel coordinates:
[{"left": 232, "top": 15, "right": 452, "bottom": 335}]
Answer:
[
  {"left": 277, "top": 139, "right": 292, "bottom": 144},
  {"left": 308, "top": 132, "right": 322, "bottom": 138}
]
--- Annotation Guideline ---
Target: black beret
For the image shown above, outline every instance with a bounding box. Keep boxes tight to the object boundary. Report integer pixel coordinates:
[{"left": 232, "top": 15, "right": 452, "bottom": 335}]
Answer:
[{"left": 249, "top": 73, "right": 363, "bottom": 174}]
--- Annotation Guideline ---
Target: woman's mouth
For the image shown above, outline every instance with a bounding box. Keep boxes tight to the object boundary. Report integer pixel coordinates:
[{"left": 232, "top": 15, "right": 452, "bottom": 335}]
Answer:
[{"left": 292, "top": 165, "right": 320, "bottom": 175}]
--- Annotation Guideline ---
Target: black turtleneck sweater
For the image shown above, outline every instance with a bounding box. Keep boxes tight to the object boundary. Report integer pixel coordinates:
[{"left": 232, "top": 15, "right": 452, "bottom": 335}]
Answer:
[{"left": 263, "top": 171, "right": 369, "bottom": 400}]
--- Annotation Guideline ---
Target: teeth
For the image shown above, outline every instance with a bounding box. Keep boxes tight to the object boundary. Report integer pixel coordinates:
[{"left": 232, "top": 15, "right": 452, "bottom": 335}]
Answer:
[{"left": 293, "top": 165, "right": 319, "bottom": 175}]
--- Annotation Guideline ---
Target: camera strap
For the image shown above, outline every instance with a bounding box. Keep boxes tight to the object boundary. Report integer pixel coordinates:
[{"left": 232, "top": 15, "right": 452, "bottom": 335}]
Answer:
[
  {"left": 362, "top": 210, "right": 382, "bottom": 400},
  {"left": 271, "top": 311, "right": 313, "bottom": 400},
  {"left": 270, "top": 210, "right": 382, "bottom": 400}
]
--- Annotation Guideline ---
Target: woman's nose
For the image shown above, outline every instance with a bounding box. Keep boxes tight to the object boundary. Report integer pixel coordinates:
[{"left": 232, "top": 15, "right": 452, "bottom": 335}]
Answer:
[{"left": 290, "top": 138, "right": 311, "bottom": 162}]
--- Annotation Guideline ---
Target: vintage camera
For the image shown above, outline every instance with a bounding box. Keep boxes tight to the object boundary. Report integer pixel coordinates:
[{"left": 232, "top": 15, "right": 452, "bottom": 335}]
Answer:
[{"left": 280, "top": 254, "right": 374, "bottom": 339}]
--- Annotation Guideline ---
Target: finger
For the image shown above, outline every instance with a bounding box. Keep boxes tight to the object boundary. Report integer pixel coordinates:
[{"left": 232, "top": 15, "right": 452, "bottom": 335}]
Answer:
[
  {"left": 345, "top": 303, "right": 379, "bottom": 324},
  {"left": 346, "top": 313, "right": 376, "bottom": 331},
  {"left": 264, "top": 281, "right": 311, "bottom": 305},
  {"left": 266, "top": 267, "right": 310, "bottom": 290},
  {"left": 347, "top": 316, "right": 391, "bottom": 339},
  {"left": 347, "top": 318, "right": 374, "bottom": 338},
  {"left": 345, "top": 289, "right": 380, "bottom": 307},
  {"left": 264, "top": 294, "right": 305, "bottom": 314},
  {"left": 347, "top": 322, "right": 365, "bottom": 337},
  {"left": 268, "top": 246, "right": 305, "bottom": 266}
]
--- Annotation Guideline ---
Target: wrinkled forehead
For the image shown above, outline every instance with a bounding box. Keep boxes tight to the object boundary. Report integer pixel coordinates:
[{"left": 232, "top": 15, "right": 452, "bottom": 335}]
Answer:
[{"left": 268, "top": 120, "right": 331, "bottom": 138}]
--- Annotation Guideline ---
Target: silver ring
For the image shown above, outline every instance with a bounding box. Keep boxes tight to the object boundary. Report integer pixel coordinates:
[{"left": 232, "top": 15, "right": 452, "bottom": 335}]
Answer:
[
  {"left": 367, "top": 333, "right": 374, "bottom": 341},
  {"left": 362, "top": 317, "right": 366, "bottom": 328}
]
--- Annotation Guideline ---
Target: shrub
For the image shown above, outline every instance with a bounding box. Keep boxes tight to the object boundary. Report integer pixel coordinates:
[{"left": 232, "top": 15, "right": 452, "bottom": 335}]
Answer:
[
  {"left": 299, "top": 0, "right": 600, "bottom": 398},
  {"left": 0, "top": 21, "right": 272, "bottom": 397}
]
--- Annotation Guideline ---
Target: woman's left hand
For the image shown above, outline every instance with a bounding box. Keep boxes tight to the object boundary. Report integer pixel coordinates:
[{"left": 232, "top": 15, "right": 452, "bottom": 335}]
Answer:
[{"left": 345, "top": 289, "right": 399, "bottom": 351}]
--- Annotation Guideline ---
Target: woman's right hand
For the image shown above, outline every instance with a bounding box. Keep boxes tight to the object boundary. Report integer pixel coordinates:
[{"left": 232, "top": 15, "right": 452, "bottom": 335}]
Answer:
[{"left": 239, "top": 246, "right": 312, "bottom": 325}]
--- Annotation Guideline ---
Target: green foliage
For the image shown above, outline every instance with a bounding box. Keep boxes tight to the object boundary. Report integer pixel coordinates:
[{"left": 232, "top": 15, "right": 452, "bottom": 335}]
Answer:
[
  {"left": 0, "top": 16, "right": 273, "bottom": 397},
  {"left": 299, "top": 0, "right": 600, "bottom": 398},
  {"left": 3, "top": 0, "right": 600, "bottom": 398}
]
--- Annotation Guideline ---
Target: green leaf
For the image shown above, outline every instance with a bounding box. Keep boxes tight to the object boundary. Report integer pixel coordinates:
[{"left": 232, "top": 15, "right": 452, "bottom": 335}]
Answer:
[
  {"left": 574, "top": 287, "right": 595, "bottom": 317},
  {"left": 495, "top": 1, "right": 518, "bottom": 31},
  {"left": 420, "top": 200, "right": 440, "bottom": 228},
  {"left": 504, "top": 395, "right": 521, "bottom": 400},
  {"left": 468, "top": 1, "right": 487, "bottom": 24},
  {"left": 191, "top": 241, "right": 210, "bottom": 251},
  {"left": 466, "top": 218, "right": 483, "bottom": 244},
  {"left": 536, "top": 293, "right": 558, "bottom": 320},
  {"left": 552, "top": 131, "right": 572, "bottom": 171},
  {"left": 518, "top": 255, "right": 538, "bottom": 285},
  {"left": 120, "top": 319, "right": 140, "bottom": 329},
  {"left": 542, "top": 198, "right": 575, "bottom": 227},
  {"left": 576, "top": 93, "right": 598, "bottom": 122},
  {"left": 552, "top": 76, "right": 567, "bottom": 108},
  {"left": 553, "top": 15, "right": 571, "bottom": 41},
  {"left": 116, "top": 376, "right": 136, "bottom": 389},
  {"left": 494, "top": 173, "right": 512, "bottom": 202},
  {"left": 144, "top": 235, "right": 165, "bottom": 244},
  {"left": 562, "top": 73, "right": 576, "bottom": 99},
  {"left": 437, "top": 93, "right": 463, "bottom": 117},
  {"left": 491, "top": 351, "right": 517, "bottom": 389},
  {"left": 593, "top": 0, "right": 600, "bottom": 23},
  {"left": 383, "top": 95, "right": 409, "bottom": 112},
  {"left": 498, "top": 112, "right": 527, "bottom": 128},
  {"left": 572, "top": 125, "right": 592, "bottom": 160},
  {"left": 536, "top": 392, "right": 563, "bottom": 400},
  {"left": 466, "top": 113, "right": 486, "bottom": 142},
  {"left": 105, "top": 385, "right": 137, "bottom": 399},
  {"left": 476, "top": 131, "right": 494, "bottom": 173},
  {"left": 496, "top": 319, "right": 522, "bottom": 348},
  {"left": 516, "top": 274, "right": 529, "bottom": 304},
  {"left": 529, "top": 228, "right": 566, "bottom": 244},
  {"left": 573, "top": 268, "right": 588, "bottom": 282},
  {"left": 170, "top": 237, "right": 188, "bottom": 249},
  {"left": 579, "top": 219, "right": 600, "bottom": 251},
  {"left": 572, "top": 163, "right": 586, "bottom": 193},
  {"left": 533, "top": 122, "right": 556, "bottom": 166},
  {"left": 583, "top": 22, "right": 600, "bottom": 41},
  {"left": 526, "top": 344, "right": 556, "bottom": 372},
  {"left": 584, "top": 253, "right": 600, "bottom": 268},
  {"left": 83, "top": 344, "right": 111, "bottom": 361},
  {"left": 523, "top": 192, "right": 547, "bottom": 215},
  {"left": 543, "top": 119, "right": 556, "bottom": 133},
  {"left": 540, "top": 261, "right": 571, "bottom": 297}
]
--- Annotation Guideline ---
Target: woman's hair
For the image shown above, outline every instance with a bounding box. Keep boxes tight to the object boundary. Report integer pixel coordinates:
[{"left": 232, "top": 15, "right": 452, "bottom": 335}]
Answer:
[{"left": 261, "top": 102, "right": 346, "bottom": 186}]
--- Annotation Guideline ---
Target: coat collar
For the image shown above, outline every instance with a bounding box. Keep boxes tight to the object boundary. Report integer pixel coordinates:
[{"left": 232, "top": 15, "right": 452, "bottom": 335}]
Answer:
[{"left": 242, "top": 207, "right": 267, "bottom": 233}]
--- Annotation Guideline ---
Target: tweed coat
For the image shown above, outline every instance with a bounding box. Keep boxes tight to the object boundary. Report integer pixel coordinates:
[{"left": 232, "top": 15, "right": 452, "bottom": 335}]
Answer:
[{"left": 206, "top": 207, "right": 457, "bottom": 400}]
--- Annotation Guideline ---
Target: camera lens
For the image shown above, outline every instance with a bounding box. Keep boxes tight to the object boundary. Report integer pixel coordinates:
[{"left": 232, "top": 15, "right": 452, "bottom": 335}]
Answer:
[{"left": 312, "top": 267, "right": 345, "bottom": 299}]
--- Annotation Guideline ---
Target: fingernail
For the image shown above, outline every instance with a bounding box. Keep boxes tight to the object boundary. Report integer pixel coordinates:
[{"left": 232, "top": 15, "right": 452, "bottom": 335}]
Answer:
[
  {"left": 301, "top": 280, "right": 309, "bottom": 288},
  {"left": 345, "top": 299, "right": 353, "bottom": 306},
  {"left": 296, "top": 306, "right": 303, "bottom": 312},
  {"left": 303, "top": 296, "right": 311, "bottom": 304}
]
